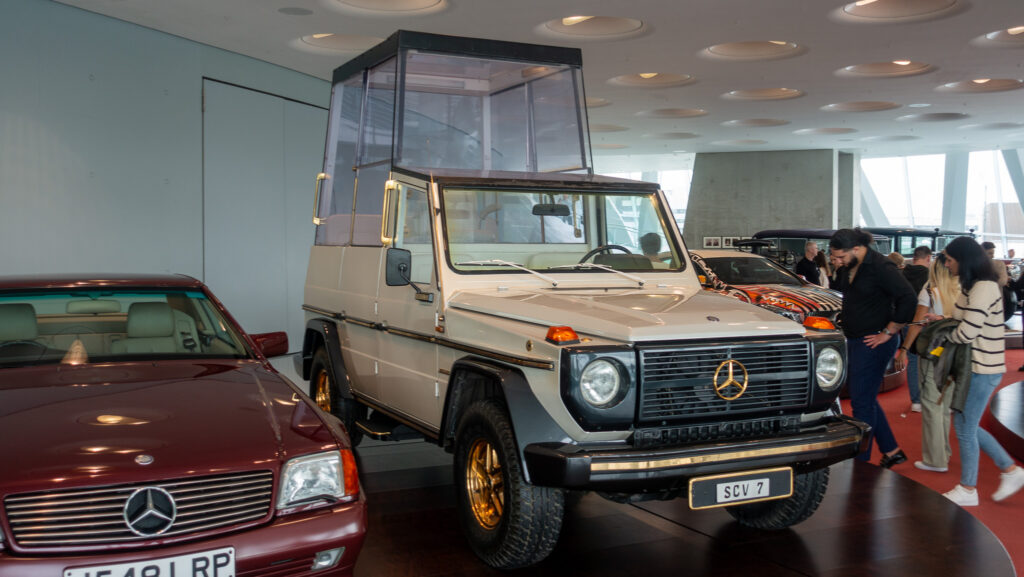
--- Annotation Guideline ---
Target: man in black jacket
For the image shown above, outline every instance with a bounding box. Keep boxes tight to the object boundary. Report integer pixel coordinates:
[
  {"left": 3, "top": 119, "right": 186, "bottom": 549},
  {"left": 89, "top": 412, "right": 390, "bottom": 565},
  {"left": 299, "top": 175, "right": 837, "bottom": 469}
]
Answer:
[
  {"left": 794, "top": 241, "right": 822, "bottom": 286},
  {"left": 830, "top": 228, "right": 918, "bottom": 467},
  {"left": 902, "top": 245, "right": 931, "bottom": 295}
]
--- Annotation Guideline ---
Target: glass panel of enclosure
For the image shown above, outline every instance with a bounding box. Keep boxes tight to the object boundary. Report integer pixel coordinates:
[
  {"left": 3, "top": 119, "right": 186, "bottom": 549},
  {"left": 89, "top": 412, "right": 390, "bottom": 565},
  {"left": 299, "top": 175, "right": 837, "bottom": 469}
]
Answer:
[
  {"left": 352, "top": 57, "right": 397, "bottom": 246},
  {"left": 396, "top": 50, "right": 590, "bottom": 174},
  {"left": 316, "top": 75, "right": 363, "bottom": 246},
  {"left": 441, "top": 188, "right": 682, "bottom": 272}
]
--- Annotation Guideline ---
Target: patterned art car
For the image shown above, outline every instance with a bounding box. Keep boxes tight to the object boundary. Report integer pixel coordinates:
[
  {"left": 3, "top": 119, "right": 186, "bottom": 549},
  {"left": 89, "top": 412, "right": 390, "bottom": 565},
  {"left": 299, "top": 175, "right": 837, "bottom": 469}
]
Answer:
[
  {"left": 0, "top": 274, "right": 365, "bottom": 576},
  {"left": 690, "top": 249, "right": 842, "bottom": 324}
]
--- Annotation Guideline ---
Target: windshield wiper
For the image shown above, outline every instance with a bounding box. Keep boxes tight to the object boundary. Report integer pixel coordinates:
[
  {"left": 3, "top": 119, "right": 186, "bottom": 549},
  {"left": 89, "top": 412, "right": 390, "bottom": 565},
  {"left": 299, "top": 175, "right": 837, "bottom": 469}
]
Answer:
[
  {"left": 455, "top": 260, "right": 559, "bottom": 287},
  {"left": 550, "top": 263, "right": 645, "bottom": 287}
]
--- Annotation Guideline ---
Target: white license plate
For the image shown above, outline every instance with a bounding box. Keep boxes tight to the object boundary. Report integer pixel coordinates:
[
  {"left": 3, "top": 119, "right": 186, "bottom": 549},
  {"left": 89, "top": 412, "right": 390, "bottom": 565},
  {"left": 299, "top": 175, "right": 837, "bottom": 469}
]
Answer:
[
  {"left": 716, "top": 478, "right": 770, "bottom": 503},
  {"left": 65, "top": 547, "right": 235, "bottom": 577}
]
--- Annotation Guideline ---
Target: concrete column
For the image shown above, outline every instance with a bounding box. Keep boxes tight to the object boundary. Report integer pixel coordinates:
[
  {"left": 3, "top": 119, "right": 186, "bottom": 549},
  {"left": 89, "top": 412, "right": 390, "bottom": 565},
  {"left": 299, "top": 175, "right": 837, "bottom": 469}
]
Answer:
[
  {"left": 682, "top": 149, "right": 849, "bottom": 247},
  {"left": 942, "top": 152, "right": 969, "bottom": 232},
  {"left": 1002, "top": 149, "right": 1024, "bottom": 208},
  {"left": 837, "top": 152, "right": 860, "bottom": 228}
]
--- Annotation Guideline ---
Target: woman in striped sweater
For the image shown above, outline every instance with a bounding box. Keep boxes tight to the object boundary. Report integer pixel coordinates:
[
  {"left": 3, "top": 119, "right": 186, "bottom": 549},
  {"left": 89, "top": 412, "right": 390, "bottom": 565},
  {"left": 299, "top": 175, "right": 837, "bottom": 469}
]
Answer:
[{"left": 941, "top": 236, "right": 1024, "bottom": 506}]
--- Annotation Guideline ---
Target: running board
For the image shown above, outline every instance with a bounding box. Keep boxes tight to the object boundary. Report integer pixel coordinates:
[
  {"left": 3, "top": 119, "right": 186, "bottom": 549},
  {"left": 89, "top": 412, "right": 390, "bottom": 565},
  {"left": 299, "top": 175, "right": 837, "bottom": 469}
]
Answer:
[{"left": 355, "top": 413, "right": 424, "bottom": 442}]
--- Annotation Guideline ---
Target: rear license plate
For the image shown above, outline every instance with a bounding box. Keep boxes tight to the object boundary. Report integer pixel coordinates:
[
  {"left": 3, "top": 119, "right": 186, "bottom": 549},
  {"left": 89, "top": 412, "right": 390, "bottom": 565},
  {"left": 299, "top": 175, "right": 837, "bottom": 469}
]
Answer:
[
  {"left": 688, "top": 467, "right": 793, "bottom": 510},
  {"left": 65, "top": 547, "right": 235, "bottom": 577}
]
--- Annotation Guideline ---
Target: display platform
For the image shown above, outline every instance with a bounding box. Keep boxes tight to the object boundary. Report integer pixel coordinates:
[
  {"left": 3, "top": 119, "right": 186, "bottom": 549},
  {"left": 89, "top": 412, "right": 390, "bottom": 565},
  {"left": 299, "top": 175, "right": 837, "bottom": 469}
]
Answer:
[
  {"left": 984, "top": 380, "right": 1024, "bottom": 463},
  {"left": 354, "top": 458, "right": 1013, "bottom": 577}
]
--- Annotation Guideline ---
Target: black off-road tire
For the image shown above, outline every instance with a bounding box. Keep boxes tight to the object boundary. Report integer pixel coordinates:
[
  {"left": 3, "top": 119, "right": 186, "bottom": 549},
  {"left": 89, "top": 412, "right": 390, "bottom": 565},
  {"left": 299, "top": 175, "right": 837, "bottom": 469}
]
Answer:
[
  {"left": 309, "top": 347, "right": 364, "bottom": 446},
  {"left": 725, "top": 467, "right": 829, "bottom": 530},
  {"left": 454, "top": 399, "right": 565, "bottom": 569}
]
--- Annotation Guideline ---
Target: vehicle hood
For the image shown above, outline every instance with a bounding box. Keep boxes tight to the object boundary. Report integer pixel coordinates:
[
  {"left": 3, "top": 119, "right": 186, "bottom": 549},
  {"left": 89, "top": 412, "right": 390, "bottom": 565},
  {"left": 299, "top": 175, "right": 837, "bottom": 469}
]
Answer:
[
  {"left": 730, "top": 283, "right": 842, "bottom": 314},
  {"left": 448, "top": 286, "right": 804, "bottom": 341},
  {"left": 0, "top": 361, "right": 341, "bottom": 495}
]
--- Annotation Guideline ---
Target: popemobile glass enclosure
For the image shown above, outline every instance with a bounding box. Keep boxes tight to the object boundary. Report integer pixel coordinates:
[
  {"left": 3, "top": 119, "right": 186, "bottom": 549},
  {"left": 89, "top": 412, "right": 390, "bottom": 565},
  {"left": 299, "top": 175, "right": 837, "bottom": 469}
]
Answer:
[{"left": 314, "top": 30, "right": 594, "bottom": 247}]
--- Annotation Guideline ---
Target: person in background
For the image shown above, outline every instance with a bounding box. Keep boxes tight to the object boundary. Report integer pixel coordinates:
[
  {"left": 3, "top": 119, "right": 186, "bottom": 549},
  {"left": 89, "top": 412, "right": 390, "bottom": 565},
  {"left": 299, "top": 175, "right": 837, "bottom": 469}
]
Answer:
[
  {"left": 830, "top": 228, "right": 917, "bottom": 467},
  {"left": 900, "top": 245, "right": 933, "bottom": 412},
  {"left": 981, "top": 241, "right": 1009, "bottom": 287},
  {"left": 812, "top": 250, "right": 831, "bottom": 288},
  {"left": 888, "top": 252, "right": 906, "bottom": 269},
  {"left": 795, "top": 241, "right": 822, "bottom": 286},
  {"left": 894, "top": 253, "right": 960, "bottom": 471},
  {"left": 828, "top": 250, "right": 843, "bottom": 291},
  {"left": 1008, "top": 248, "right": 1016, "bottom": 260},
  {"left": 940, "top": 237, "right": 1024, "bottom": 506}
]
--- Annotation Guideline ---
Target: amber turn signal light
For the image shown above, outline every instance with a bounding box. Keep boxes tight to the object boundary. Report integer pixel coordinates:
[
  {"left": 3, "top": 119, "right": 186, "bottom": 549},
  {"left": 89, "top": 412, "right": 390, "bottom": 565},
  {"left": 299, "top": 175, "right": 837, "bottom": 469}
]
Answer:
[
  {"left": 803, "top": 316, "right": 836, "bottom": 330},
  {"left": 341, "top": 449, "right": 360, "bottom": 497},
  {"left": 545, "top": 325, "right": 580, "bottom": 344}
]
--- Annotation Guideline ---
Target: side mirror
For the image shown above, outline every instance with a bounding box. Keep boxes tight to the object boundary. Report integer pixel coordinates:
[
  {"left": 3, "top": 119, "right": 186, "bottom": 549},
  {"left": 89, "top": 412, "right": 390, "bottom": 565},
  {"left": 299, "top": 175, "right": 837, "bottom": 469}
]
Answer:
[
  {"left": 386, "top": 248, "right": 412, "bottom": 286},
  {"left": 251, "top": 331, "right": 288, "bottom": 358}
]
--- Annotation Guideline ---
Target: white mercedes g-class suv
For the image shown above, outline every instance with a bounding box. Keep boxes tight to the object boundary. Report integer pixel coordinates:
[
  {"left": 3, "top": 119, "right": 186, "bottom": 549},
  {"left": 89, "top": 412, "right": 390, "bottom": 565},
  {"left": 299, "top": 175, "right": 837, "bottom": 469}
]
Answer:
[{"left": 298, "top": 31, "right": 868, "bottom": 570}]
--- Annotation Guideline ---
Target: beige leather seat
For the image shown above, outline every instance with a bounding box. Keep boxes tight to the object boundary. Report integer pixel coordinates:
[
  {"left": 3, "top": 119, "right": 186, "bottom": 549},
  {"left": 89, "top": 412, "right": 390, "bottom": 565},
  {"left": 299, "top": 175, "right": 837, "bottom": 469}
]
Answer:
[
  {"left": 110, "top": 302, "right": 193, "bottom": 354},
  {"left": 0, "top": 303, "right": 40, "bottom": 342}
]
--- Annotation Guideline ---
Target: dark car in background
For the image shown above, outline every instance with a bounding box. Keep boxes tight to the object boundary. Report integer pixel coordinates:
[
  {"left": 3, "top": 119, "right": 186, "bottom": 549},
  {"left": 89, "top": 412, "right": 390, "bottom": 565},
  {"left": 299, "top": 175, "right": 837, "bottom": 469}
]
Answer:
[
  {"left": 751, "top": 229, "right": 892, "bottom": 269},
  {"left": 0, "top": 274, "right": 365, "bottom": 576}
]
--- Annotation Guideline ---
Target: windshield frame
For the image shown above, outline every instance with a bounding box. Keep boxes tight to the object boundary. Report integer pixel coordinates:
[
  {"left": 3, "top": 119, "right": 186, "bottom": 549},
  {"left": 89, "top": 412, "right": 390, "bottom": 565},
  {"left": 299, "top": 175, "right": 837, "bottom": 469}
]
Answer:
[{"left": 437, "top": 183, "right": 687, "bottom": 276}]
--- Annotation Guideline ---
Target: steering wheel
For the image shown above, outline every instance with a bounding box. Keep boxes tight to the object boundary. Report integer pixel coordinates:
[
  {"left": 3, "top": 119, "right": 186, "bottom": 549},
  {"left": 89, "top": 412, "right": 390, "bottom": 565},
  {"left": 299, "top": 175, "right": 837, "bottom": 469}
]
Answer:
[
  {"left": 0, "top": 340, "right": 49, "bottom": 360},
  {"left": 579, "top": 244, "right": 632, "bottom": 263}
]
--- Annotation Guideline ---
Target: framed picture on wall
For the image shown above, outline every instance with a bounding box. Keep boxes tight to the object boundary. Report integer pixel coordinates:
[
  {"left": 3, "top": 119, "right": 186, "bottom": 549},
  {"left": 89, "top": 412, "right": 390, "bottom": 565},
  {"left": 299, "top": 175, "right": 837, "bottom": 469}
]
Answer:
[
  {"left": 703, "top": 236, "right": 722, "bottom": 248},
  {"left": 724, "top": 236, "right": 742, "bottom": 248}
]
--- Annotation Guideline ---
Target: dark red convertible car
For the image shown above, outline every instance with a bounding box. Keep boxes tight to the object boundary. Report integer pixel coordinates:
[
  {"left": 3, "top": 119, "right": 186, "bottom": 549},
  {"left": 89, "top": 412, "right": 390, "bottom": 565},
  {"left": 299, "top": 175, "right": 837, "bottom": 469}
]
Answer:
[{"left": 0, "top": 274, "right": 365, "bottom": 576}]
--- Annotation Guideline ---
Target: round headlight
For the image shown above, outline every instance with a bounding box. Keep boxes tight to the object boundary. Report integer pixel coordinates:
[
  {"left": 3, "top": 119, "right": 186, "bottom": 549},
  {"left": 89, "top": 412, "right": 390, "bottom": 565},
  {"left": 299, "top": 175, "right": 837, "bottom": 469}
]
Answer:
[
  {"left": 816, "top": 347, "right": 843, "bottom": 391},
  {"left": 579, "top": 359, "right": 623, "bottom": 408}
]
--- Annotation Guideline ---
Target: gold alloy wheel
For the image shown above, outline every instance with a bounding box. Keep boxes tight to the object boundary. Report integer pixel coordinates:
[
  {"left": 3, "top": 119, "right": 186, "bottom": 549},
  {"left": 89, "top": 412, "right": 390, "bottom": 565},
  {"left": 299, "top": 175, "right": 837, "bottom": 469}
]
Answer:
[
  {"left": 466, "top": 438, "right": 504, "bottom": 530},
  {"left": 313, "top": 370, "right": 332, "bottom": 412}
]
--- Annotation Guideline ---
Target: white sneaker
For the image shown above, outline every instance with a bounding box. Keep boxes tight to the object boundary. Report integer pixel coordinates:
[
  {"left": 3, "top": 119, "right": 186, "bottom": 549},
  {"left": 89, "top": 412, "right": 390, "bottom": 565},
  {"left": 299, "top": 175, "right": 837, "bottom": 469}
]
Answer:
[
  {"left": 993, "top": 467, "right": 1024, "bottom": 502},
  {"left": 944, "top": 485, "right": 978, "bottom": 507},
  {"left": 915, "top": 461, "right": 948, "bottom": 472},
  {"left": 911, "top": 403, "right": 922, "bottom": 413}
]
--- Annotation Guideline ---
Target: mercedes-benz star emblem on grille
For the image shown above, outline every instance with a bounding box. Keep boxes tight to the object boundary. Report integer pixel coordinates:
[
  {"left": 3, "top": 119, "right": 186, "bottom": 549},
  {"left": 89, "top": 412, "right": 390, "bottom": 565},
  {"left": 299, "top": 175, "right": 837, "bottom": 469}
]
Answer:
[
  {"left": 713, "top": 359, "right": 749, "bottom": 401},
  {"left": 123, "top": 487, "right": 177, "bottom": 536}
]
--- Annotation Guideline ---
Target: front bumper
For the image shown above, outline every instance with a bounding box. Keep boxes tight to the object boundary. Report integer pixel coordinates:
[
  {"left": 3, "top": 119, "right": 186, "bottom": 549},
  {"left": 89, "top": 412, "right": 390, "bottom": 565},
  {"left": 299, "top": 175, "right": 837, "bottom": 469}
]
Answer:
[
  {"left": 524, "top": 415, "right": 869, "bottom": 492},
  {"left": 0, "top": 497, "right": 366, "bottom": 577}
]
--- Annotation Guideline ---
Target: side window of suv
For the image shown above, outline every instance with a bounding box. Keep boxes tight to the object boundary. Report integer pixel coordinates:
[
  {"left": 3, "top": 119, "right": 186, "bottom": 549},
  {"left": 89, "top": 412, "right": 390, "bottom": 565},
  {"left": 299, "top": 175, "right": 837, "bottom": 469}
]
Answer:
[{"left": 392, "top": 184, "right": 435, "bottom": 285}]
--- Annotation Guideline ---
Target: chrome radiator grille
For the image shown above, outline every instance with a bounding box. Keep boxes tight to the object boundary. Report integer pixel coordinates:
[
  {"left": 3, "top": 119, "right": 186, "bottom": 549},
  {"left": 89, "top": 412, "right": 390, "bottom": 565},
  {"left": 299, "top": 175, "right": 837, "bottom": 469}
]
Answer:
[
  {"left": 5, "top": 470, "right": 273, "bottom": 550},
  {"left": 638, "top": 339, "right": 810, "bottom": 423}
]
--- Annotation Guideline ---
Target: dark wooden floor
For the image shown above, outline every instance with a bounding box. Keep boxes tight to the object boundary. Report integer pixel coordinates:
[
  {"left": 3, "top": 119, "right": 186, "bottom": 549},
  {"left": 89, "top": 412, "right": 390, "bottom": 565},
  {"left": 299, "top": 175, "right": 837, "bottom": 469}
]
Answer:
[{"left": 354, "top": 459, "right": 1014, "bottom": 577}]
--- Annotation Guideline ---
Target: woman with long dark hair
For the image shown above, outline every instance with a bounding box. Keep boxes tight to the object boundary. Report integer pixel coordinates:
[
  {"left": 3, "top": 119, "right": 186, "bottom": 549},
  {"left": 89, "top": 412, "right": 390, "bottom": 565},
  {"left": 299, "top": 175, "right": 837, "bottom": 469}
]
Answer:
[{"left": 941, "top": 236, "right": 1024, "bottom": 506}]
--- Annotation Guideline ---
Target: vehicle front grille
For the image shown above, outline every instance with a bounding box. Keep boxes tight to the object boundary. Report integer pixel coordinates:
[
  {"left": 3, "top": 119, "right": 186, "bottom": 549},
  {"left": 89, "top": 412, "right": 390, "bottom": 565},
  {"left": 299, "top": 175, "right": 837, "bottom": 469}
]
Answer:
[
  {"left": 5, "top": 470, "right": 273, "bottom": 550},
  {"left": 634, "top": 415, "right": 801, "bottom": 448},
  {"left": 638, "top": 339, "right": 810, "bottom": 424}
]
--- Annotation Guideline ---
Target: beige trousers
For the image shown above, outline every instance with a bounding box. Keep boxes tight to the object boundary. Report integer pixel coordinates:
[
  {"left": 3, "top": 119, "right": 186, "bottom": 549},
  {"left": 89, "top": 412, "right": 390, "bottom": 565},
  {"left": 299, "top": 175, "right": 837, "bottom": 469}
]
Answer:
[{"left": 919, "top": 362, "right": 955, "bottom": 467}]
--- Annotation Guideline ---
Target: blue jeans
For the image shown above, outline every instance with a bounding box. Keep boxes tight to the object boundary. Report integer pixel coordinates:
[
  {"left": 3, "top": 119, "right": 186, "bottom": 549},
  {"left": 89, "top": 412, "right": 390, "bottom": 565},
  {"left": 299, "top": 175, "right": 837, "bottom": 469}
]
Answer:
[
  {"left": 953, "top": 372, "right": 1014, "bottom": 487},
  {"left": 906, "top": 348, "right": 920, "bottom": 404},
  {"left": 847, "top": 336, "right": 901, "bottom": 460}
]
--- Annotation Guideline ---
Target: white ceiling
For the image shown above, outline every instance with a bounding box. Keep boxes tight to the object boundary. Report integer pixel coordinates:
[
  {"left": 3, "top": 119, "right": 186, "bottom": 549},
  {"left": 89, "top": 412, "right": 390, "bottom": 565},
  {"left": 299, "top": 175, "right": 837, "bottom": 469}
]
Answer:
[{"left": 55, "top": 0, "right": 1024, "bottom": 161}]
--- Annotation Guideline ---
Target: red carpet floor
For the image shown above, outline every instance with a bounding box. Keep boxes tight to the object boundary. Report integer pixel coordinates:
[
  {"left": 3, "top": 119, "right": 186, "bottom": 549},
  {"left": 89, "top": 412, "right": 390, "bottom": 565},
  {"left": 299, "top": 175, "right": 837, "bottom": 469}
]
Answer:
[{"left": 843, "top": 348, "right": 1024, "bottom": 574}]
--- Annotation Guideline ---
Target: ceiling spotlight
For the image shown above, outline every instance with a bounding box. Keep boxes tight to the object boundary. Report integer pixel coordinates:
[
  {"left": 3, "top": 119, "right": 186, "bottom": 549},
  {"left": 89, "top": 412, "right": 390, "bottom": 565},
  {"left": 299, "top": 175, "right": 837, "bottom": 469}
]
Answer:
[
  {"left": 892, "top": 60, "right": 912, "bottom": 65},
  {"left": 769, "top": 41, "right": 789, "bottom": 45},
  {"left": 854, "top": 0, "right": 878, "bottom": 5},
  {"left": 973, "top": 78, "right": 991, "bottom": 84},
  {"left": 638, "top": 72, "right": 659, "bottom": 79},
  {"left": 562, "top": 16, "right": 593, "bottom": 26},
  {"left": 312, "top": 33, "right": 333, "bottom": 39},
  {"left": 1008, "top": 26, "right": 1024, "bottom": 35}
]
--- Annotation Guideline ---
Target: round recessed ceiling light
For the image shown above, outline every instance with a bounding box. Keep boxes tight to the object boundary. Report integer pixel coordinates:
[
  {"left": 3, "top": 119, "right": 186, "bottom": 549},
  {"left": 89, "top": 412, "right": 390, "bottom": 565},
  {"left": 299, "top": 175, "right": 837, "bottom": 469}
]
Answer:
[
  {"left": 793, "top": 127, "right": 858, "bottom": 135},
  {"left": 590, "top": 124, "right": 629, "bottom": 132},
  {"left": 821, "top": 101, "right": 901, "bottom": 112},
  {"left": 860, "top": 135, "right": 922, "bottom": 142},
  {"left": 908, "top": 103, "right": 932, "bottom": 108},
  {"left": 593, "top": 143, "right": 628, "bottom": 150},
  {"left": 586, "top": 97, "right": 612, "bottom": 108},
  {"left": 642, "top": 132, "right": 701, "bottom": 140},
  {"left": 607, "top": 73, "right": 695, "bottom": 88},
  {"left": 835, "top": 0, "right": 962, "bottom": 23},
  {"left": 722, "top": 88, "right": 804, "bottom": 100},
  {"left": 837, "top": 61, "right": 933, "bottom": 77},
  {"left": 296, "top": 33, "right": 384, "bottom": 54},
  {"left": 538, "top": 16, "right": 646, "bottom": 41},
  {"left": 935, "top": 79, "right": 1024, "bottom": 93},
  {"left": 957, "top": 122, "right": 1024, "bottom": 131},
  {"left": 712, "top": 139, "right": 768, "bottom": 146},
  {"left": 702, "top": 40, "right": 805, "bottom": 61},
  {"left": 278, "top": 7, "right": 313, "bottom": 15},
  {"left": 721, "top": 118, "right": 790, "bottom": 128},
  {"left": 896, "top": 112, "right": 969, "bottom": 122},
  {"left": 329, "top": 0, "right": 447, "bottom": 15},
  {"left": 636, "top": 108, "right": 708, "bottom": 118},
  {"left": 972, "top": 27, "right": 1024, "bottom": 48}
]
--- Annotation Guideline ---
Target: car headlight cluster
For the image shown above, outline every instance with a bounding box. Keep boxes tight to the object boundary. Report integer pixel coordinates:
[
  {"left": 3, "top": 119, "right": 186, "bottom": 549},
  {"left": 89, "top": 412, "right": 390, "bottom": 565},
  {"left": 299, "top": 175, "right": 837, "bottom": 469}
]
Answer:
[
  {"left": 579, "top": 359, "right": 624, "bottom": 407},
  {"left": 277, "top": 451, "right": 358, "bottom": 510},
  {"left": 815, "top": 346, "right": 843, "bottom": 391}
]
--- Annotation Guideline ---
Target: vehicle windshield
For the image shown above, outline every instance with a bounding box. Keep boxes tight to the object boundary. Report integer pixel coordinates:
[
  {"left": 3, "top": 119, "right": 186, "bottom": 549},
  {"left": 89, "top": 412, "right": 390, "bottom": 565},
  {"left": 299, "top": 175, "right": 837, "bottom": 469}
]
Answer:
[
  {"left": 702, "top": 256, "right": 802, "bottom": 286},
  {"left": 0, "top": 288, "right": 250, "bottom": 367},
  {"left": 442, "top": 187, "right": 684, "bottom": 273}
]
